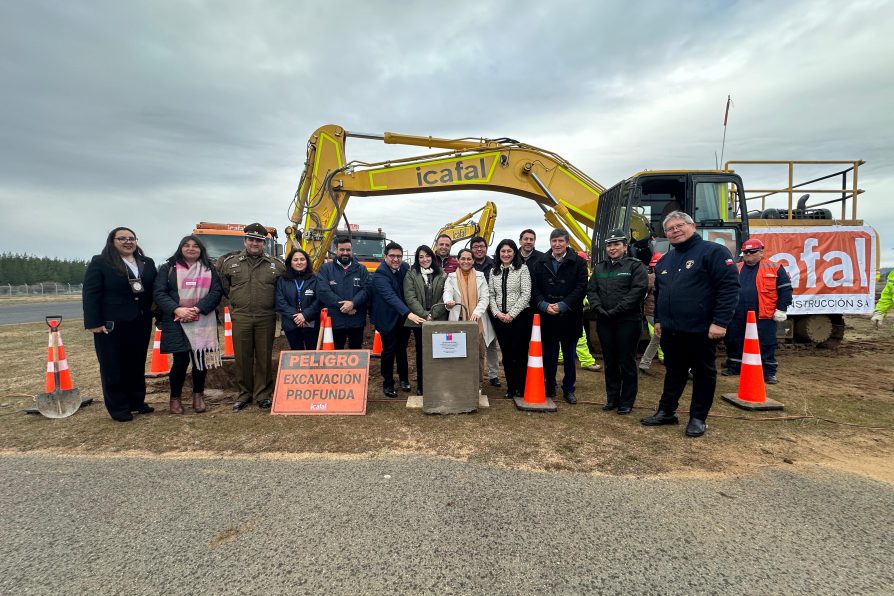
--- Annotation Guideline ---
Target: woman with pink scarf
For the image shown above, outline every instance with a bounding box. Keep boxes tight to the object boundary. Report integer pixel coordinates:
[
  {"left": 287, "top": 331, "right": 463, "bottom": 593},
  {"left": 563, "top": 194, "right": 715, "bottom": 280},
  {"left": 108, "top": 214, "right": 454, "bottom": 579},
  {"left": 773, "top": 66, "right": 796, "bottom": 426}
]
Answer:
[{"left": 153, "top": 235, "right": 223, "bottom": 414}]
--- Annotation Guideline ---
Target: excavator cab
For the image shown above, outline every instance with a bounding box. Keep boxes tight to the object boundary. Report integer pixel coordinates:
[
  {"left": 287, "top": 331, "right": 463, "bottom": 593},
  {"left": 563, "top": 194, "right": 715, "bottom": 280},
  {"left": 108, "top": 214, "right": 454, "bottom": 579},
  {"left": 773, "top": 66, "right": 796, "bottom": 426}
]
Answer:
[{"left": 592, "top": 171, "right": 750, "bottom": 263}]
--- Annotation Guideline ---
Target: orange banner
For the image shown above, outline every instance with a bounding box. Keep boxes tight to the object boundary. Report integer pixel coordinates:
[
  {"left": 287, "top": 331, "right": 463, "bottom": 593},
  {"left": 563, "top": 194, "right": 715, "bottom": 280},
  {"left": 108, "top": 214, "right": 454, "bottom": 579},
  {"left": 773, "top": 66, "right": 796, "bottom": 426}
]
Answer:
[
  {"left": 750, "top": 226, "right": 877, "bottom": 314},
  {"left": 271, "top": 350, "right": 370, "bottom": 415}
]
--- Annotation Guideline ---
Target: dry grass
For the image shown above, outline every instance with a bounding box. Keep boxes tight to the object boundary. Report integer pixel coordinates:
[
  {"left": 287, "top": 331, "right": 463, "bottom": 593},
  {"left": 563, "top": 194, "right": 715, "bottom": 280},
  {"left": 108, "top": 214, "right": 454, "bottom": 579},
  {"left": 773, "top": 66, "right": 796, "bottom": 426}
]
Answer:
[{"left": 1, "top": 317, "right": 892, "bottom": 480}]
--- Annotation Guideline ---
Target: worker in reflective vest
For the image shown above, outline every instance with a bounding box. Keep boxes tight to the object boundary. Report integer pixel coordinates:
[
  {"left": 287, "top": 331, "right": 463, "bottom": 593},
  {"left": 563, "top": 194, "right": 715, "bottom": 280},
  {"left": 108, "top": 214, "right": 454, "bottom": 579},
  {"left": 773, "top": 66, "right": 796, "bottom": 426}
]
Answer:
[{"left": 722, "top": 238, "right": 792, "bottom": 384}]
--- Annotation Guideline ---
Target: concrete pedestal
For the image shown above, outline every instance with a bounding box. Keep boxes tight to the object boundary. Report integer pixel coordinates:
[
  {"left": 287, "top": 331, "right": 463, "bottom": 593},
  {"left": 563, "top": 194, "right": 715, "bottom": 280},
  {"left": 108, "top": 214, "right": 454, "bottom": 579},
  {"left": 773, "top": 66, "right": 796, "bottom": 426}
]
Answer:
[{"left": 421, "top": 320, "right": 480, "bottom": 414}]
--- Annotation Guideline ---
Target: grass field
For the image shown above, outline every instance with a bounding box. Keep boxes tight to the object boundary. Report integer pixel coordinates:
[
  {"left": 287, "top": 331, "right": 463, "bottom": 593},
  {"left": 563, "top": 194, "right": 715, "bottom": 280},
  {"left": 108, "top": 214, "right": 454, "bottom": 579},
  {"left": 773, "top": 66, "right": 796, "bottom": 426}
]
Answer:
[{"left": 1, "top": 317, "right": 892, "bottom": 480}]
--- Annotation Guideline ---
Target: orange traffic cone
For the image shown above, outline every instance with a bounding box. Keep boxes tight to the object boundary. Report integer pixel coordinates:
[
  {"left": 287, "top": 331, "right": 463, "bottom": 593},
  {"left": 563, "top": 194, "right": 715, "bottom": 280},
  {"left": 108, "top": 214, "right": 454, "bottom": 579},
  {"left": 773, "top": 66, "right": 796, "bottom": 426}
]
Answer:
[
  {"left": 145, "top": 329, "right": 170, "bottom": 377},
  {"left": 514, "top": 314, "right": 557, "bottom": 412},
  {"left": 45, "top": 322, "right": 75, "bottom": 391},
  {"left": 222, "top": 307, "right": 235, "bottom": 360},
  {"left": 321, "top": 311, "right": 335, "bottom": 351},
  {"left": 722, "top": 310, "right": 784, "bottom": 410},
  {"left": 371, "top": 330, "right": 383, "bottom": 358}
]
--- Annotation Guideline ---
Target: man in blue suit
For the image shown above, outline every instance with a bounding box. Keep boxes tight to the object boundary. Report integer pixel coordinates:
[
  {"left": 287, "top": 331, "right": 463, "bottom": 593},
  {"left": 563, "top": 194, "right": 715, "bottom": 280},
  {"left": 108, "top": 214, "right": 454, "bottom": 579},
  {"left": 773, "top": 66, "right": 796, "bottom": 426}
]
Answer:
[{"left": 370, "top": 242, "right": 426, "bottom": 397}]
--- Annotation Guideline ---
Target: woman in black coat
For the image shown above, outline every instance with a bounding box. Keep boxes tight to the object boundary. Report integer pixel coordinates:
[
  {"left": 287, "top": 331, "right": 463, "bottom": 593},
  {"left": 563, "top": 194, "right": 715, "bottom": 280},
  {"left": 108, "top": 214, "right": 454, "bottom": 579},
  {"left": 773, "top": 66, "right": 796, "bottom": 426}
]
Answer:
[
  {"left": 153, "top": 235, "right": 224, "bottom": 414},
  {"left": 275, "top": 248, "right": 321, "bottom": 350},
  {"left": 83, "top": 226, "right": 157, "bottom": 422}
]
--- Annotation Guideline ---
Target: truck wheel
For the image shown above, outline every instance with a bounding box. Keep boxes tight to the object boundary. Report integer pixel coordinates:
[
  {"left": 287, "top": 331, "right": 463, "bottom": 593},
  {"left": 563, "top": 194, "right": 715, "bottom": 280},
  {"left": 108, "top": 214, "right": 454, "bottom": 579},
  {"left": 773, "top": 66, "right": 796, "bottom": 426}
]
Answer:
[
  {"left": 817, "top": 314, "right": 845, "bottom": 349},
  {"left": 792, "top": 314, "right": 833, "bottom": 344}
]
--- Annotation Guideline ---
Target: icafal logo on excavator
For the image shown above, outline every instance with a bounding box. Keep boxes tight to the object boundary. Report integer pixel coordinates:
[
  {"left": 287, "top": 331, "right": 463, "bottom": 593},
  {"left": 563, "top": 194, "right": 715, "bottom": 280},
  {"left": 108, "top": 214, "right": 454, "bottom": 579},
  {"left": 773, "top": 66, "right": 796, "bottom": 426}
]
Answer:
[{"left": 415, "top": 157, "right": 490, "bottom": 187}]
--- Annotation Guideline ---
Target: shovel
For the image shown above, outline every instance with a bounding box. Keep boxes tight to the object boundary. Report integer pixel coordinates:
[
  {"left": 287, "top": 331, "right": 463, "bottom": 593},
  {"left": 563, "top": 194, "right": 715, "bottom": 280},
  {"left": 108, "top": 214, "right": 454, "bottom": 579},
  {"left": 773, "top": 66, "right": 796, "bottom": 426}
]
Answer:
[{"left": 34, "top": 316, "right": 81, "bottom": 419}]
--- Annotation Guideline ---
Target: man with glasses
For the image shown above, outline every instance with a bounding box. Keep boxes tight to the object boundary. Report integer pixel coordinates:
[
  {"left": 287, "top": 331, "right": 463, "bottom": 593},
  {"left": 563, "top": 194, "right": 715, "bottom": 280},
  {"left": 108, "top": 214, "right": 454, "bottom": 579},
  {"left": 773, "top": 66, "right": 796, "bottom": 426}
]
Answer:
[
  {"left": 370, "top": 242, "right": 426, "bottom": 398},
  {"left": 721, "top": 238, "right": 792, "bottom": 384},
  {"left": 219, "top": 223, "right": 285, "bottom": 411},
  {"left": 641, "top": 212, "right": 739, "bottom": 437}
]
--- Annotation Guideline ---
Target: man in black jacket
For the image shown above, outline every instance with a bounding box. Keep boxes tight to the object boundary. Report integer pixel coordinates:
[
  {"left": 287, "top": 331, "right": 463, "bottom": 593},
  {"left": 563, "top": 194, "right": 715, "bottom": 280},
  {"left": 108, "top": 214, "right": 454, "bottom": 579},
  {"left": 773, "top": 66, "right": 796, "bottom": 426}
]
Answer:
[
  {"left": 316, "top": 236, "right": 370, "bottom": 349},
  {"left": 641, "top": 212, "right": 740, "bottom": 437},
  {"left": 530, "top": 229, "right": 588, "bottom": 404},
  {"left": 586, "top": 229, "right": 648, "bottom": 415},
  {"left": 518, "top": 228, "right": 544, "bottom": 268}
]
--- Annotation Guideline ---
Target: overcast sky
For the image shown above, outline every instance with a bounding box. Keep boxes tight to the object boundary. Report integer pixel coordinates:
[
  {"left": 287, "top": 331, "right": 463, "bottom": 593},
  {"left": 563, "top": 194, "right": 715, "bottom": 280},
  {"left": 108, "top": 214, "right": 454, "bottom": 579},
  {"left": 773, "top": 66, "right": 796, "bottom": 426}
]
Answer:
[{"left": 2, "top": 0, "right": 893, "bottom": 266}]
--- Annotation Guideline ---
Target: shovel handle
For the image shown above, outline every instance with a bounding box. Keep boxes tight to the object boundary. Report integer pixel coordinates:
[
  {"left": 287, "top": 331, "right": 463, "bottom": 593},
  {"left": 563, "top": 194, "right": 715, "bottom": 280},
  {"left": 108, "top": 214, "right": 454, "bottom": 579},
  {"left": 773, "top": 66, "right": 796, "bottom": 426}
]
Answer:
[
  {"left": 46, "top": 315, "right": 62, "bottom": 330},
  {"left": 48, "top": 324, "right": 61, "bottom": 389}
]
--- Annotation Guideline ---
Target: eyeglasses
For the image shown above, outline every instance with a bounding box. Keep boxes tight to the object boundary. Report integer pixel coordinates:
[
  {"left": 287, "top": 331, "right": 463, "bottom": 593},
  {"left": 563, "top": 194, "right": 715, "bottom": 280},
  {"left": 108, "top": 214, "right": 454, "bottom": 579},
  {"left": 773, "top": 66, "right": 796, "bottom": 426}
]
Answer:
[
  {"left": 742, "top": 249, "right": 761, "bottom": 255},
  {"left": 663, "top": 224, "right": 689, "bottom": 233},
  {"left": 114, "top": 237, "right": 137, "bottom": 243}
]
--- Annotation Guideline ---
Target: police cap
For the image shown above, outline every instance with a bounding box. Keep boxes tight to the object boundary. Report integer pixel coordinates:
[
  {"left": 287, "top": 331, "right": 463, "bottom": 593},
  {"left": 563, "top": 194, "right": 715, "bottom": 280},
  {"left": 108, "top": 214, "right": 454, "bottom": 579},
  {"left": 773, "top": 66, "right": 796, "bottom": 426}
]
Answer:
[
  {"left": 244, "top": 223, "right": 267, "bottom": 240},
  {"left": 605, "top": 228, "right": 628, "bottom": 244}
]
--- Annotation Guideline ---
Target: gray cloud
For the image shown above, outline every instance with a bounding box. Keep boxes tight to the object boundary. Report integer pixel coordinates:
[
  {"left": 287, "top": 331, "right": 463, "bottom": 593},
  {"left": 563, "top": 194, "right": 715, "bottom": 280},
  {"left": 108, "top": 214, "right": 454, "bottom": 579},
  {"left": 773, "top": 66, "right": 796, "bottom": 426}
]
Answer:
[{"left": 1, "top": 0, "right": 892, "bottom": 266}]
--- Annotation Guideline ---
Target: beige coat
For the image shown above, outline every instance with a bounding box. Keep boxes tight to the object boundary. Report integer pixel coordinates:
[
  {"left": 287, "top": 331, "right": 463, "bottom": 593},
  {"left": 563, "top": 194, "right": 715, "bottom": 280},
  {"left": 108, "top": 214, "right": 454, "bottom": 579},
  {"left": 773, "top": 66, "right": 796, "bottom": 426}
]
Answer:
[{"left": 443, "top": 270, "right": 495, "bottom": 345}]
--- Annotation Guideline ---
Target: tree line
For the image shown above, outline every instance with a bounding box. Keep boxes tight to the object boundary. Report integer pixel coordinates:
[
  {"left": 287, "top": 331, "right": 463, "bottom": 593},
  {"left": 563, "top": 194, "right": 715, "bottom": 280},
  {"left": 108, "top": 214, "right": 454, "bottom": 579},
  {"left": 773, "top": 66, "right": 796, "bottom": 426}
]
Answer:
[{"left": 0, "top": 253, "right": 89, "bottom": 285}]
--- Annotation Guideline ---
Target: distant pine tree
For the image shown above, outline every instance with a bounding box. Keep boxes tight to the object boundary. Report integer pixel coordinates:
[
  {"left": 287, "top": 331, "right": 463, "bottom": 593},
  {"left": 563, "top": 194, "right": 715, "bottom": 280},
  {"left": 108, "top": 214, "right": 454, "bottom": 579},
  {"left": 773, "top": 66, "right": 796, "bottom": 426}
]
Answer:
[{"left": 0, "top": 253, "right": 89, "bottom": 285}]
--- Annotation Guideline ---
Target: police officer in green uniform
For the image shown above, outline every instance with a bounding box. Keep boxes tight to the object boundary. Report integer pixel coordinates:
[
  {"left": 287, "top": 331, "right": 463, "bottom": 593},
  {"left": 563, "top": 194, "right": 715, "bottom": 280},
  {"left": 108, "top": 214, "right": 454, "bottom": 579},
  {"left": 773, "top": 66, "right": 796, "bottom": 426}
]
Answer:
[{"left": 218, "top": 223, "right": 285, "bottom": 410}]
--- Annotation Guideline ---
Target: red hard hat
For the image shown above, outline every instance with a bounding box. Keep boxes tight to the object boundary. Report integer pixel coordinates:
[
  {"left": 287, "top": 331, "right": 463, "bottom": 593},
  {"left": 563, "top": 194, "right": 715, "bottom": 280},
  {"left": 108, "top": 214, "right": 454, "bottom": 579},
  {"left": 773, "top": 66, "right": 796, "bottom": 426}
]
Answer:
[
  {"left": 741, "top": 238, "right": 765, "bottom": 251},
  {"left": 577, "top": 251, "right": 588, "bottom": 260},
  {"left": 649, "top": 252, "right": 664, "bottom": 267}
]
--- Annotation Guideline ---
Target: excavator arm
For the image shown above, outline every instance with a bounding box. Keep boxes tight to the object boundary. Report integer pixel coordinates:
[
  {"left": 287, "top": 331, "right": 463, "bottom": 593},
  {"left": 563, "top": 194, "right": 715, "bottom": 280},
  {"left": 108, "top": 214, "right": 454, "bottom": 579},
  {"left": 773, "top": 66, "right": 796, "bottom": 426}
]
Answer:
[
  {"left": 286, "top": 124, "right": 603, "bottom": 270},
  {"left": 432, "top": 201, "right": 498, "bottom": 248}
]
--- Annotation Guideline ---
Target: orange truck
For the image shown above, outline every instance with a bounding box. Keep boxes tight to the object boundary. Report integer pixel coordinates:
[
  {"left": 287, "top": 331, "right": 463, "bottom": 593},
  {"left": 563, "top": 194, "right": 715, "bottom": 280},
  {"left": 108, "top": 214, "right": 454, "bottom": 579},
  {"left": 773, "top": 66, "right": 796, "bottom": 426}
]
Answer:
[
  {"left": 329, "top": 224, "right": 387, "bottom": 272},
  {"left": 192, "top": 222, "right": 282, "bottom": 261}
]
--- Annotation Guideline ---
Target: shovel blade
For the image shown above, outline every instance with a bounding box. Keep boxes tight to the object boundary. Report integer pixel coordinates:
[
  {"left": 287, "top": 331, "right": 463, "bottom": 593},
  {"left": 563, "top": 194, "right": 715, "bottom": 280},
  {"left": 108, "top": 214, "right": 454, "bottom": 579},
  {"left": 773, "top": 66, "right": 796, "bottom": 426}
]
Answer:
[{"left": 35, "top": 388, "right": 82, "bottom": 419}]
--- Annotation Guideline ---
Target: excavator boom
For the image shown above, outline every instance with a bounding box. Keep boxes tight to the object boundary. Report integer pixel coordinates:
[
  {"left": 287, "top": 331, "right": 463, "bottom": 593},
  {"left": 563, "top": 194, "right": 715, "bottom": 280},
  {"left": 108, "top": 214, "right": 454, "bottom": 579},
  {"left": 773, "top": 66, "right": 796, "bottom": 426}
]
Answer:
[
  {"left": 432, "top": 201, "right": 498, "bottom": 248},
  {"left": 287, "top": 124, "right": 601, "bottom": 270}
]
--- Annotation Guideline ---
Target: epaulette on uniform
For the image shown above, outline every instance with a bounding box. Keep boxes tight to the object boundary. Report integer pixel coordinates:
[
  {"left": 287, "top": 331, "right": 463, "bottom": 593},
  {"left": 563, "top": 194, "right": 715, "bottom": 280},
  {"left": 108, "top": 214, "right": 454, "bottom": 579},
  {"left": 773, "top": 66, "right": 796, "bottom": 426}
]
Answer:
[{"left": 220, "top": 252, "right": 243, "bottom": 266}]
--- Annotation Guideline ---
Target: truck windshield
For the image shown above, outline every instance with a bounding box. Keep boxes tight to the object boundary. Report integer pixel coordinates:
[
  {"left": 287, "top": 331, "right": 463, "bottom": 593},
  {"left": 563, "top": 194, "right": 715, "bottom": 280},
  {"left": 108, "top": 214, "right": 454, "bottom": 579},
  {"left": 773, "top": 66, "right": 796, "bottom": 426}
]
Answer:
[
  {"left": 331, "top": 236, "right": 385, "bottom": 259},
  {"left": 200, "top": 235, "right": 275, "bottom": 259}
]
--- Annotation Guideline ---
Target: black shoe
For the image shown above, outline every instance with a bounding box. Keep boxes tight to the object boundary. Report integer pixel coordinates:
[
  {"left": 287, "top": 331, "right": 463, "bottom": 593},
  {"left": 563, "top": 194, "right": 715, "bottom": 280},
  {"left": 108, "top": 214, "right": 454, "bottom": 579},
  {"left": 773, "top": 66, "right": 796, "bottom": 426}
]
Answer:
[
  {"left": 721, "top": 369, "right": 738, "bottom": 377},
  {"left": 233, "top": 399, "right": 252, "bottom": 411},
  {"left": 617, "top": 406, "right": 633, "bottom": 415},
  {"left": 765, "top": 375, "right": 778, "bottom": 385},
  {"left": 132, "top": 404, "right": 154, "bottom": 414},
  {"left": 257, "top": 399, "right": 272, "bottom": 410},
  {"left": 641, "top": 410, "right": 679, "bottom": 426},
  {"left": 602, "top": 402, "right": 618, "bottom": 411},
  {"left": 685, "top": 417, "right": 707, "bottom": 437},
  {"left": 399, "top": 381, "right": 412, "bottom": 392},
  {"left": 546, "top": 389, "right": 556, "bottom": 398},
  {"left": 489, "top": 377, "right": 501, "bottom": 387},
  {"left": 111, "top": 412, "right": 134, "bottom": 422},
  {"left": 383, "top": 387, "right": 397, "bottom": 398},
  {"left": 563, "top": 391, "right": 577, "bottom": 405}
]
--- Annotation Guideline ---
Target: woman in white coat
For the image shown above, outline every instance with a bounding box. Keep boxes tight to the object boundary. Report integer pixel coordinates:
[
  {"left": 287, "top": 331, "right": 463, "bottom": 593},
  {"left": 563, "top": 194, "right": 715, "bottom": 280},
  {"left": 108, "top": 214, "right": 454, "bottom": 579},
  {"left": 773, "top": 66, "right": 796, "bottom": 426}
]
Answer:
[{"left": 443, "top": 248, "right": 495, "bottom": 382}]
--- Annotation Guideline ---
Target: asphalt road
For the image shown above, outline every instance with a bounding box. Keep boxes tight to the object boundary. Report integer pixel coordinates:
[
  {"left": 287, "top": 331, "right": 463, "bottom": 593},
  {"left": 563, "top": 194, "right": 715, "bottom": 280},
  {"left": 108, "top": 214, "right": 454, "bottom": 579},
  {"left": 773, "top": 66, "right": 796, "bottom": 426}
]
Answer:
[
  {"left": 0, "top": 454, "right": 891, "bottom": 595},
  {"left": 0, "top": 300, "right": 83, "bottom": 325}
]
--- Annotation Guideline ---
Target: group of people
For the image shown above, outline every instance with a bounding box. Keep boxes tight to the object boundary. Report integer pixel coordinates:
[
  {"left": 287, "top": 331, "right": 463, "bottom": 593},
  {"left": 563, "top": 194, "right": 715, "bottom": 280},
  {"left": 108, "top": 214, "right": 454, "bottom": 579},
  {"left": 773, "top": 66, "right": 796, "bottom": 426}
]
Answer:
[{"left": 83, "top": 212, "right": 796, "bottom": 438}]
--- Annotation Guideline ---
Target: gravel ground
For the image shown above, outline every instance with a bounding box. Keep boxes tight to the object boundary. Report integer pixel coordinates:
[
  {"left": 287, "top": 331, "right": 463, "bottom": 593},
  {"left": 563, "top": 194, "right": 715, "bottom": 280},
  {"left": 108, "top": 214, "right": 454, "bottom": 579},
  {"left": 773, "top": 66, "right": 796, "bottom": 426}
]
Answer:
[{"left": 1, "top": 453, "right": 891, "bottom": 595}]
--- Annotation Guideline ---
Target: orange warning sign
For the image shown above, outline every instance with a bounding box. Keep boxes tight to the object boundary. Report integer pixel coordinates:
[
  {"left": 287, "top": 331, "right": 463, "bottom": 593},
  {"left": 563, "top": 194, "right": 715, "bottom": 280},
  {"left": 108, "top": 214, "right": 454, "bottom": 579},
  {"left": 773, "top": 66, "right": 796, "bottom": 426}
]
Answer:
[{"left": 271, "top": 350, "right": 370, "bottom": 415}]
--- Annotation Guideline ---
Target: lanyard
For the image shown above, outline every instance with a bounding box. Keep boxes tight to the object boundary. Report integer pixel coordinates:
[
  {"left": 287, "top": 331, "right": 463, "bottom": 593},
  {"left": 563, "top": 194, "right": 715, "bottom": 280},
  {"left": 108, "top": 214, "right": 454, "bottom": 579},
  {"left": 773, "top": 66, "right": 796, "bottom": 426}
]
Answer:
[{"left": 294, "top": 280, "right": 305, "bottom": 306}]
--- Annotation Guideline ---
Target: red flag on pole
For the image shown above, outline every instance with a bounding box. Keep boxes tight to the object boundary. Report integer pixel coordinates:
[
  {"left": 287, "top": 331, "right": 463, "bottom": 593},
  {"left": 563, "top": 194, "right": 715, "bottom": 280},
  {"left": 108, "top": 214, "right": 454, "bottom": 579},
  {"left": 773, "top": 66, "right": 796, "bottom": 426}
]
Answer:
[{"left": 723, "top": 95, "right": 731, "bottom": 126}]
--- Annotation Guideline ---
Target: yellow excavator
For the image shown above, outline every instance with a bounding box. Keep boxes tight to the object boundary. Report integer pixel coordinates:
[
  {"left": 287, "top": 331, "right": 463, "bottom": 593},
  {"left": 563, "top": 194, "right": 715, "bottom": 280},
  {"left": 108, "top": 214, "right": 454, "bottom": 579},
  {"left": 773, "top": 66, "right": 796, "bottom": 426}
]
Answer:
[
  {"left": 284, "top": 124, "right": 621, "bottom": 270},
  {"left": 432, "top": 201, "right": 498, "bottom": 249},
  {"left": 284, "top": 125, "right": 870, "bottom": 346}
]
